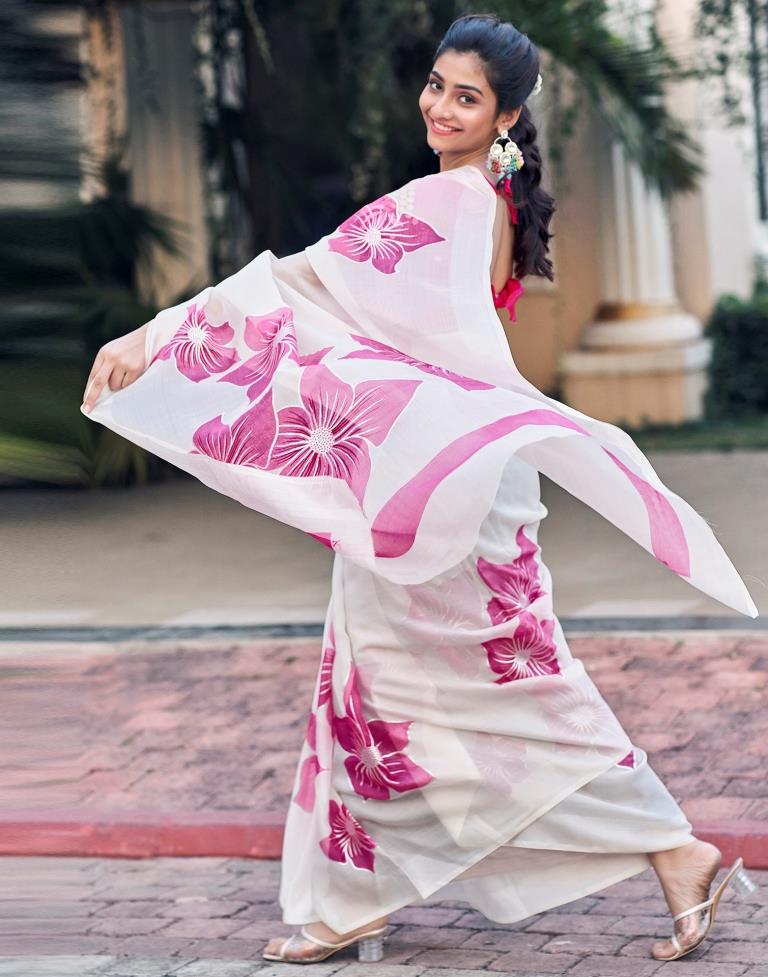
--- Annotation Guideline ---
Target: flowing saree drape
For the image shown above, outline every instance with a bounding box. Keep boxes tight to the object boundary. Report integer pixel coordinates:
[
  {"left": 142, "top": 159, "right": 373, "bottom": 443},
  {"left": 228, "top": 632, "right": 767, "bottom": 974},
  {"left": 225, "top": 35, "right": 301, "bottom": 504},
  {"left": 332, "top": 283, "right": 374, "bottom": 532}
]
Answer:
[{"left": 83, "top": 163, "right": 758, "bottom": 932}]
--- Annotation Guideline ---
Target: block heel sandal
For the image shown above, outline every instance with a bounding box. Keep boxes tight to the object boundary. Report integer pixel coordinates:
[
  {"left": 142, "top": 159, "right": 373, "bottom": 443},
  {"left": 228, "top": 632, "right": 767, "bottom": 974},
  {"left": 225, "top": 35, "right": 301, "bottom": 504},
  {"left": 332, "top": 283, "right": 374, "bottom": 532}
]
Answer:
[
  {"left": 654, "top": 856, "right": 757, "bottom": 960},
  {"left": 262, "top": 923, "right": 388, "bottom": 963}
]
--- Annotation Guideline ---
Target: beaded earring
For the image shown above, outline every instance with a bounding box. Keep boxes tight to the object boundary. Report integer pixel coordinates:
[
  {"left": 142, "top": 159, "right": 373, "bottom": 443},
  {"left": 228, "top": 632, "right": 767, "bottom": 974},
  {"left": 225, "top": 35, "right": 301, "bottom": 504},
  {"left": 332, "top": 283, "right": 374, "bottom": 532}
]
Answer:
[
  {"left": 486, "top": 129, "right": 524, "bottom": 179},
  {"left": 486, "top": 129, "right": 524, "bottom": 198}
]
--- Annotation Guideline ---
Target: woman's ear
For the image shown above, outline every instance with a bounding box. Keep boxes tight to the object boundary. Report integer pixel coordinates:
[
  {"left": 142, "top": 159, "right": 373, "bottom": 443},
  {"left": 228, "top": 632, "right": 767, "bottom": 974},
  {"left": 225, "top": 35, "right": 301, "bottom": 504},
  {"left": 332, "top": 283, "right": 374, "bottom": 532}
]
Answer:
[{"left": 499, "top": 107, "right": 523, "bottom": 131}]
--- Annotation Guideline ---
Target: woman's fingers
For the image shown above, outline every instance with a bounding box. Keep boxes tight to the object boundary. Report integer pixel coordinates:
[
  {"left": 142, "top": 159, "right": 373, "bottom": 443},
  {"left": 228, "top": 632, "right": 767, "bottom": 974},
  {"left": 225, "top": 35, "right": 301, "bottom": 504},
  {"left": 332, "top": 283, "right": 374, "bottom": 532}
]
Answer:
[{"left": 81, "top": 362, "right": 112, "bottom": 413}]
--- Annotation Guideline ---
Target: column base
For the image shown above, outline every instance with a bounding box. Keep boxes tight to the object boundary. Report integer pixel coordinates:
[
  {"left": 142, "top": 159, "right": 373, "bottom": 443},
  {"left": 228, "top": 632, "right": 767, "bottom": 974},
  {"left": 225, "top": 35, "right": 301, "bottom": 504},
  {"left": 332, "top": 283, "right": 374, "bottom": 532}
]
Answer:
[{"left": 558, "top": 337, "right": 712, "bottom": 427}]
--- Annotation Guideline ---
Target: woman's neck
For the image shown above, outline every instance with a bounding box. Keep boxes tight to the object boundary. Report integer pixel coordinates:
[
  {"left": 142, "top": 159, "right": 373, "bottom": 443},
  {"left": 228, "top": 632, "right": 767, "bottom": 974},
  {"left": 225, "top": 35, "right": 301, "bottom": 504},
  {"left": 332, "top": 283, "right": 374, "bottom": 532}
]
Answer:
[{"left": 438, "top": 149, "right": 489, "bottom": 174}]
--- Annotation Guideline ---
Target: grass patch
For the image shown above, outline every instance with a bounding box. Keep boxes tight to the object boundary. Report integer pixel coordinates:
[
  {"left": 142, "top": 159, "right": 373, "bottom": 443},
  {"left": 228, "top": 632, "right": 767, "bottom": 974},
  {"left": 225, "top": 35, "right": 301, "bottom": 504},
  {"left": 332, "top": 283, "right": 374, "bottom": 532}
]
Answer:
[{"left": 627, "top": 414, "right": 768, "bottom": 451}]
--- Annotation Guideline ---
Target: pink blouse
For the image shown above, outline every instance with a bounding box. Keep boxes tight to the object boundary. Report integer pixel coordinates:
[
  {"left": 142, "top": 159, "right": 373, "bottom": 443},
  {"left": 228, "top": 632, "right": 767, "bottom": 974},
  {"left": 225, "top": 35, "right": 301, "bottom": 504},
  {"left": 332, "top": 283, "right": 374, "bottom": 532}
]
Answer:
[{"left": 484, "top": 174, "right": 525, "bottom": 322}]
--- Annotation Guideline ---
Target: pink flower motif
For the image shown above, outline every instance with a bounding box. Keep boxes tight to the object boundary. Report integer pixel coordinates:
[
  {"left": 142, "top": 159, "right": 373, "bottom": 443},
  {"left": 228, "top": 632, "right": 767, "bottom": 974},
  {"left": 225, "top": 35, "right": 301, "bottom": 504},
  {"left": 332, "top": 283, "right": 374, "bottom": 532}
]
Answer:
[
  {"left": 217, "top": 306, "right": 331, "bottom": 402},
  {"left": 319, "top": 799, "right": 376, "bottom": 872},
  {"left": 317, "top": 625, "right": 336, "bottom": 709},
  {"left": 477, "top": 525, "right": 546, "bottom": 624},
  {"left": 294, "top": 754, "right": 323, "bottom": 813},
  {"left": 333, "top": 663, "right": 434, "bottom": 801},
  {"left": 152, "top": 303, "right": 239, "bottom": 382},
  {"left": 482, "top": 612, "right": 561, "bottom": 684},
  {"left": 218, "top": 306, "right": 297, "bottom": 401},
  {"left": 341, "top": 335, "right": 494, "bottom": 391},
  {"left": 328, "top": 195, "right": 445, "bottom": 274},
  {"left": 265, "top": 364, "right": 420, "bottom": 506},
  {"left": 190, "top": 392, "right": 275, "bottom": 467},
  {"left": 292, "top": 626, "right": 337, "bottom": 814}
]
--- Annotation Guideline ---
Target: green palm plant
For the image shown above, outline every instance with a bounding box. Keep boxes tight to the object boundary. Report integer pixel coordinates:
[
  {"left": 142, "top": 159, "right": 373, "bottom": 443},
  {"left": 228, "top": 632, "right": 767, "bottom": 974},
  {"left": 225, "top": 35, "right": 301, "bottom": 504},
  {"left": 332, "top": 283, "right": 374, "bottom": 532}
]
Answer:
[{"left": 0, "top": 152, "right": 188, "bottom": 486}]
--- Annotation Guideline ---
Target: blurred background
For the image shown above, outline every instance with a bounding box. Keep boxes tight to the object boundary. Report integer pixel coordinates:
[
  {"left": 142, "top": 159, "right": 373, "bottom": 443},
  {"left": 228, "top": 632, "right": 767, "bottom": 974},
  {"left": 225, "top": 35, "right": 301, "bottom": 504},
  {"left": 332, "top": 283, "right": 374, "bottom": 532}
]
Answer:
[{"left": 2, "top": 0, "right": 767, "bottom": 627}]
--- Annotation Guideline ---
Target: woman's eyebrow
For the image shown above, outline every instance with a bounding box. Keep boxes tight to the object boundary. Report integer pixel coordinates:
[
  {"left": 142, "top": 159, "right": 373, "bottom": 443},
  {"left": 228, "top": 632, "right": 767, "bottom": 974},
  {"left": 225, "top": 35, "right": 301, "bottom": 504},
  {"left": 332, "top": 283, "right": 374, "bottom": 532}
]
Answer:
[{"left": 430, "top": 68, "right": 484, "bottom": 96}]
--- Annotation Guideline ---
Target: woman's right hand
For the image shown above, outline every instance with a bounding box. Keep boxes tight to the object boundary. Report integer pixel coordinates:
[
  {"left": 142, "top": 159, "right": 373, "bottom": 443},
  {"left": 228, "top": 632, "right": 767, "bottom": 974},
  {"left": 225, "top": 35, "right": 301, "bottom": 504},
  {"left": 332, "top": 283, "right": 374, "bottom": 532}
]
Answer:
[{"left": 81, "top": 321, "right": 151, "bottom": 414}]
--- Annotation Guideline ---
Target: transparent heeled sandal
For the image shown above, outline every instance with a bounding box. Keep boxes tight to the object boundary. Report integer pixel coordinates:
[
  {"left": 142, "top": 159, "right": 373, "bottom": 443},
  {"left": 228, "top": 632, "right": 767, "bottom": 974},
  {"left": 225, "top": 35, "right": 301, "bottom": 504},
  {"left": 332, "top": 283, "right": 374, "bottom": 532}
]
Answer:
[
  {"left": 654, "top": 856, "right": 757, "bottom": 960},
  {"left": 261, "top": 922, "right": 388, "bottom": 964}
]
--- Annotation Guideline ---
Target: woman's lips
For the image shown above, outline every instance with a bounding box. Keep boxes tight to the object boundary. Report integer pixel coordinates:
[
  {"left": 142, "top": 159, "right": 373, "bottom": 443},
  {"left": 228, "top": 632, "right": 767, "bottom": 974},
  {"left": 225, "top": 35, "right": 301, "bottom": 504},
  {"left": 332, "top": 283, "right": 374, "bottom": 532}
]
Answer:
[{"left": 428, "top": 116, "right": 461, "bottom": 135}]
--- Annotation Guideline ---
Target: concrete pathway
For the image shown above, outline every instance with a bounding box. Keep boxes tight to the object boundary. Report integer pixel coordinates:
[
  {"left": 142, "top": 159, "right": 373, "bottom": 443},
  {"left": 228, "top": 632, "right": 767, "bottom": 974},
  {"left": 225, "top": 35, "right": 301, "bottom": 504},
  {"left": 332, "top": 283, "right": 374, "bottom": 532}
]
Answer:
[
  {"left": 2, "top": 451, "right": 767, "bottom": 629},
  {"left": 0, "top": 855, "right": 766, "bottom": 976}
]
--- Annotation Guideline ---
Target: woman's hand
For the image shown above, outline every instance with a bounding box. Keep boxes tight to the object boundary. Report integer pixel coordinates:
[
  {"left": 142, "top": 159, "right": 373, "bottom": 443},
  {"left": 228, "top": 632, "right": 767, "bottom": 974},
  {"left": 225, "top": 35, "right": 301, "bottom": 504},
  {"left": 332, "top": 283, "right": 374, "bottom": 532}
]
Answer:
[{"left": 81, "top": 321, "right": 150, "bottom": 413}]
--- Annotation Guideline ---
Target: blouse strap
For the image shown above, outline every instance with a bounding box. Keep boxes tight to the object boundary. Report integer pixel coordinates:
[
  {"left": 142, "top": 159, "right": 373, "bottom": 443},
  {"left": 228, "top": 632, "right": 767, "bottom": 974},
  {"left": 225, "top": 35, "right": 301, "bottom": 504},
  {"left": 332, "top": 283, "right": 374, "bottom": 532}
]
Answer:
[{"left": 483, "top": 173, "right": 518, "bottom": 224}]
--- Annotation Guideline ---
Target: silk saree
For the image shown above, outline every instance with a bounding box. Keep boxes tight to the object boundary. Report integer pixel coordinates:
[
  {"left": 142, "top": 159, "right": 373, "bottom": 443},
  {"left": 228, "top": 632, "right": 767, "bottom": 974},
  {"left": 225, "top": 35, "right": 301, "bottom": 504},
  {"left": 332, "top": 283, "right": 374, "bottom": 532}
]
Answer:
[{"left": 82, "top": 163, "right": 758, "bottom": 932}]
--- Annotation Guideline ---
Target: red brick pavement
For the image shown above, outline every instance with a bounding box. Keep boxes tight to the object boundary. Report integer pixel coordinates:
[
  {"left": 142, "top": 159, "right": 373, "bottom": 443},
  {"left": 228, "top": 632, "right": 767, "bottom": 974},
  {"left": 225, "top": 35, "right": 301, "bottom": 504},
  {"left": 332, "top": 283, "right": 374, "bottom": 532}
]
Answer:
[
  {"left": 0, "top": 855, "right": 766, "bottom": 975},
  {"left": 1, "top": 632, "right": 767, "bottom": 861}
]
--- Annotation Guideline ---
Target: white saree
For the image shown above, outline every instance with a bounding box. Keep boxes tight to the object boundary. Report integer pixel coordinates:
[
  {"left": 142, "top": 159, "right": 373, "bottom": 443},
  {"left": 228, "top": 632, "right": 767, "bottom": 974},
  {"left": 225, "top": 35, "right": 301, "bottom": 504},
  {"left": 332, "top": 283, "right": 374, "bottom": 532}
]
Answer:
[{"left": 83, "top": 163, "right": 757, "bottom": 932}]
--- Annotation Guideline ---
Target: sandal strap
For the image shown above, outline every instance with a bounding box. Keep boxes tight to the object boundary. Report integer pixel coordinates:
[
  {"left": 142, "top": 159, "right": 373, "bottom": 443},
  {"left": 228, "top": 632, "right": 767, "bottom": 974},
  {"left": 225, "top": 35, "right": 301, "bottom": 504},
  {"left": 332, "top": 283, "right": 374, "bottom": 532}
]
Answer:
[
  {"left": 299, "top": 926, "right": 343, "bottom": 949},
  {"left": 672, "top": 897, "right": 713, "bottom": 921},
  {"left": 298, "top": 923, "right": 387, "bottom": 950},
  {"left": 278, "top": 933, "right": 306, "bottom": 959}
]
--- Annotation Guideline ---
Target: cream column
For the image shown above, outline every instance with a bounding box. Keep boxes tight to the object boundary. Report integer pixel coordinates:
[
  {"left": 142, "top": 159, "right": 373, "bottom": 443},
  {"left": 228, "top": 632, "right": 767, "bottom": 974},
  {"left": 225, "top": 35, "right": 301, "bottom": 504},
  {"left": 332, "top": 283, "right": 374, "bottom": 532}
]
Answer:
[{"left": 558, "top": 5, "right": 711, "bottom": 426}]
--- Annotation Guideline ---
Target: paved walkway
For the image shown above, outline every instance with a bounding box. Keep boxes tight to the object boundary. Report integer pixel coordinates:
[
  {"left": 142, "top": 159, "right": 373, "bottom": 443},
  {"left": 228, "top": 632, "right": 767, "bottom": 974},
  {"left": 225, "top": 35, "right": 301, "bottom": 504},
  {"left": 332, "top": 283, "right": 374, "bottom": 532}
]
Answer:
[
  {"left": 3, "top": 451, "right": 767, "bottom": 628},
  {"left": 3, "top": 632, "right": 767, "bottom": 843},
  {"left": 0, "top": 855, "right": 766, "bottom": 976}
]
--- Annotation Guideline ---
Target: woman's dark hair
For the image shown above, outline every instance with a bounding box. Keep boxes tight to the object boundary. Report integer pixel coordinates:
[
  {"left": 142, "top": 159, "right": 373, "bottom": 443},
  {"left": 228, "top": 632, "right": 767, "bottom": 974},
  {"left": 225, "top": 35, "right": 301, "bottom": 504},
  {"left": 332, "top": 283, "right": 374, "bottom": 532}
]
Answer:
[{"left": 434, "top": 13, "right": 555, "bottom": 281}]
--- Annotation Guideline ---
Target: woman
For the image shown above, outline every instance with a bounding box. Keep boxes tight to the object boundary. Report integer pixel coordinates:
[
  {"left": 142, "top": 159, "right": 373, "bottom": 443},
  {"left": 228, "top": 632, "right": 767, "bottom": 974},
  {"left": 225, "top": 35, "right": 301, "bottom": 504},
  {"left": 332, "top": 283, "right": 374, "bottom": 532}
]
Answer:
[{"left": 81, "top": 13, "right": 757, "bottom": 966}]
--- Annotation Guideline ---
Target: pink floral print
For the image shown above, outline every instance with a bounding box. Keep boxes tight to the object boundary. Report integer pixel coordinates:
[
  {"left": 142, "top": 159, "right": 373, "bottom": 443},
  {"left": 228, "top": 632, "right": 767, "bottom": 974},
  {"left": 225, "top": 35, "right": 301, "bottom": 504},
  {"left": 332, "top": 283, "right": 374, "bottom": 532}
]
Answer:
[
  {"left": 307, "top": 531, "right": 336, "bottom": 550},
  {"left": 293, "top": 626, "right": 337, "bottom": 813},
  {"left": 190, "top": 395, "right": 275, "bottom": 467},
  {"left": 476, "top": 525, "right": 546, "bottom": 623},
  {"left": 319, "top": 799, "right": 376, "bottom": 871},
  {"left": 152, "top": 303, "right": 239, "bottom": 381},
  {"left": 342, "top": 335, "right": 494, "bottom": 391},
  {"left": 328, "top": 195, "right": 445, "bottom": 274},
  {"left": 219, "top": 305, "right": 332, "bottom": 401},
  {"left": 294, "top": 709, "right": 327, "bottom": 814},
  {"left": 317, "top": 625, "right": 336, "bottom": 709},
  {"left": 475, "top": 524, "right": 560, "bottom": 683},
  {"left": 483, "top": 612, "right": 561, "bottom": 684},
  {"left": 293, "top": 754, "right": 323, "bottom": 813},
  {"left": 333, "top": 663, "right": 434, "bottom": 801},
  {"left": 266, "top": 364, "right": 420, "bottom": 506},
  {"left": 219, "top": 306, "right": 297, "bottom": 401}
]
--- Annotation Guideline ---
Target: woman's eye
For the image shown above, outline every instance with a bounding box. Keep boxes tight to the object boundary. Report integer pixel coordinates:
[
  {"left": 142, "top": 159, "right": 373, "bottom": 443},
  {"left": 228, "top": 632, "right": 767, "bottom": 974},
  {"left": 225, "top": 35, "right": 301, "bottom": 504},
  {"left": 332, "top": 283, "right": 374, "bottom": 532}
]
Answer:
[{"left": 427, "top": 80, "right": 474, "bottom": 105}]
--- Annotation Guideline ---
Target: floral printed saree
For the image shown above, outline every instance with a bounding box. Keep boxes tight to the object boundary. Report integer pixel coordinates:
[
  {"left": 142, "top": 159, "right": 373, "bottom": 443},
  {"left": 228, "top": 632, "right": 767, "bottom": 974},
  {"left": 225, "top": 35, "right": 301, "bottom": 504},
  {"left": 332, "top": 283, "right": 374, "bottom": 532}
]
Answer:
[{"left": 82, "top": 163, "right": 757, "bottom": 932}]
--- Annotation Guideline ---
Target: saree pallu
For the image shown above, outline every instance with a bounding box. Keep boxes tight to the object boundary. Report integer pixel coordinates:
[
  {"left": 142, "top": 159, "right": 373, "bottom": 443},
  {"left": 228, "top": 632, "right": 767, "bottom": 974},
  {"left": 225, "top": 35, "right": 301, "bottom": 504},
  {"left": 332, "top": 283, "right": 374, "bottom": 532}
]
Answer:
[{"left": 82, "top": 163, "right": 757, "bottom": 933}]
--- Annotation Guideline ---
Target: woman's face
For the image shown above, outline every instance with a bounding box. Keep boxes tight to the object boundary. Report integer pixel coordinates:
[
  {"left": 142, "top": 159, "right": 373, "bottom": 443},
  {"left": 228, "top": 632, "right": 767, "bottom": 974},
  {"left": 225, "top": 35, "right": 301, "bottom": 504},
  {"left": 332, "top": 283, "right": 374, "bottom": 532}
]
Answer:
[{"left": 418, "top": 49, "right": 518, "bottom": 158}]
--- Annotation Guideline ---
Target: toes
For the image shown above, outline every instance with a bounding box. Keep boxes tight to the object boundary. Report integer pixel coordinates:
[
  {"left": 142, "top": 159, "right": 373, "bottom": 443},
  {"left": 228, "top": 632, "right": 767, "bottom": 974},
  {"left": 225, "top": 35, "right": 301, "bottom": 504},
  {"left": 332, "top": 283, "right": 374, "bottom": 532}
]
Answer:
[
  {"left": 263, "top": 937, "right": 286, "bottom": 956},
  {"left": 651, "top": 939, "right": 676, "bottom": 960}
]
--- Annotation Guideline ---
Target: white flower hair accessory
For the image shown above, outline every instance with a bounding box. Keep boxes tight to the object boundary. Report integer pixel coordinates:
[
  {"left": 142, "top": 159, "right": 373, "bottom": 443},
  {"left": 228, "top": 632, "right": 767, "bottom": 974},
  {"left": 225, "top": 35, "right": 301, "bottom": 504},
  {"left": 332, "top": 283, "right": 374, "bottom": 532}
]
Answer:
[{"left": 531, "top": 72, "right": 543, "bottom": 98}]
